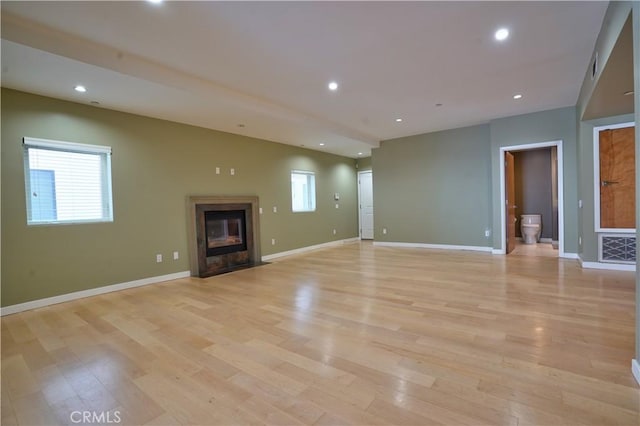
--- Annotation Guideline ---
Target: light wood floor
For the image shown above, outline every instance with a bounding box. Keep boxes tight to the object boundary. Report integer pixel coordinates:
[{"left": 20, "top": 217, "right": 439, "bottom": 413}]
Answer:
[
  {"left": 2, "top": 242, "right": 638, "bottom": 425},
  {"left": 510, "top": 241, "right": 558, "bottom": 258}
]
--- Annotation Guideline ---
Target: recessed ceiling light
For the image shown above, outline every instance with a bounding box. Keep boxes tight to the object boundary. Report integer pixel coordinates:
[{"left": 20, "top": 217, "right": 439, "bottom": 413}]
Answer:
[
  {"left": 623, "top": 90, "right": 634, "bottom": 96},
  {"left": 328, "top": 81, "right": 339, "bottom": 91},
  {"left": 513, "top": 94, "right": 523, "bottom": 100},
  {"left": 319, "top": 143, "right": 325, "bottom": 146},
  {"left": 74, "top": 85, "right": 87, "bottom": 93},
  {"left": 358, "top": 152, "right": 363, "bottom": 156},
  {"left": 435, "top": 103, "right": 443, "bottom": 107},
  {"left": 495, "top": 28, "right": 509, "bottom": 41},
  {"left": 395, "top": 118, "right": 403, "bottom": 122},
  {"left": 147, "top": 0, "right": 163, "bottom": 4}
]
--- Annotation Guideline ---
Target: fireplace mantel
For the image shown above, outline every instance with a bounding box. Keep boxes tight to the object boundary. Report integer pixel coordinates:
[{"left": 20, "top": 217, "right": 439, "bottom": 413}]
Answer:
[{"left": 187, "top": 195, "right": 261, "bottom": 277}]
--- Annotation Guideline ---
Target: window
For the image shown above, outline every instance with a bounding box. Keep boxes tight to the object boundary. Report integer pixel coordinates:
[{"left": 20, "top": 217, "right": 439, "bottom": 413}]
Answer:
[
  {"left": 23, "top": 137, "right": 113, "bottom": 225},
  {"left": 291, "top": 170, "right": 316, "bottom": 212}
]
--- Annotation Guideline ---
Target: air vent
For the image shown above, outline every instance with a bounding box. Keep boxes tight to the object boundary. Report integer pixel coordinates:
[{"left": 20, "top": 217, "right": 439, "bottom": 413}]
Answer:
[{"left": 599, "top": 234, "right": 635, "bottom": 263}]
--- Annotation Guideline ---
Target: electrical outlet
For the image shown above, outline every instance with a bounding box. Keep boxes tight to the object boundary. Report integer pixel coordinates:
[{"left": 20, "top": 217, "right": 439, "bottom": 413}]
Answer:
[
  {"left": 485, "top": 229, "right": 491, "bottom": 237},
  {"left": 259, "top": 207, "right": 263, "bottom": 214},
  {"left": 230, "top": 168, "right": 235, "bottom": 175},
  {"left": 156, "top": 254, "right": 163, "bottom": 263},
  {"left": 271, "top": 238, "right": 276, "bottom": 245},
  {"left": 382, "top": 228, "right": 387, "bottom": 235},
  {"left": 578, "top": 199, "right": 583, "bottom": 208},
  {"left": 273, "top": 206, "right": 277, "bottom": 213},
  {"left": 173, "top": 251, "right": 179, "bottom": 260},
  {"left": 333, "top": 229, "right": 337, "bottom": 235},
  {"left": 579, "top": 236, "right": 582, "bottom": 245},
  {"left": 335, "top": 203, "right": 339, "bottom": 209},
  {"left": 215, "top": 167, "right": 220, "bottom": 175}
]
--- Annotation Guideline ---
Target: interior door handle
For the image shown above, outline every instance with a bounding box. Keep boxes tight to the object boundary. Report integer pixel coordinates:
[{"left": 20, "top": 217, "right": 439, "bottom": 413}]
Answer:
[{"left": 601, "top": 180, "right": 619, "bottom": 187}]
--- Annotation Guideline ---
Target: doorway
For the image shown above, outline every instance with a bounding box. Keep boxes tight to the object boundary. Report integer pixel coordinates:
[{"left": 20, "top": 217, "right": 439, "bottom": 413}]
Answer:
[
  {"left": 499, "top": 140, "right": 564, "bottom": 256},
  {"left": 358, "top": 171, "right": 374, "bottom": 239}
]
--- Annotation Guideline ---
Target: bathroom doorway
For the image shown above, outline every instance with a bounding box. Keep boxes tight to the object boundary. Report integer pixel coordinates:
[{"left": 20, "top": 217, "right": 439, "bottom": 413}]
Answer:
[{"left": 499, "top": 140, "right": 564, "bottom": 257}]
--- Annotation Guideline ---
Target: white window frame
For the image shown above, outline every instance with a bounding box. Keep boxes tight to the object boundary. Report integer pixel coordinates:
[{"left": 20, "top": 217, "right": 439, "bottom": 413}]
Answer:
[
  {"left": 291, "top": 170, "right": 316, "bottom": 213},
  {"left": 23, "top": 137, "right": 113, "bottom": 225}
]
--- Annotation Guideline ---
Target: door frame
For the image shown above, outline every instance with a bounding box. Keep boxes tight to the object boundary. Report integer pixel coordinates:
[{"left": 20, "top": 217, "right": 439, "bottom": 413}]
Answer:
[
  {"left": 357, "top": 170, "right": 373, "bottom": 240},
  {"left": 499, "top": 140, "right": 564, "bottom": 256},
  {"left": 593, "top": 122, "right": 635, "bottom": 233}
]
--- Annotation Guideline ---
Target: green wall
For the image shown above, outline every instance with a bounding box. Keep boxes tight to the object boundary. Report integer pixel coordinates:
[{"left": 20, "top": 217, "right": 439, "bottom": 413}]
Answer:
[
  {"left": 372, "top": 107, "right": 579, "bottom": 254},
  {"left": 372, "top": 124, "right": 492, "bottom": 247},
  {"left": 574, "top": 1, "right": 634, "bottom": 264},
  {"left": 577, "top": 113, "right": 635, "bottom": 262},
  {"left": 356, "top": 156, "right": 372, "bottom": 171},
  {"left": 576, "top": 2, "right": 634, "bottom": 120},
  {"left": 1, "top": 89, "right": 359, "bottom": 307},
  {"left": 572, "top": 0, "right": 639, "bottom": 366},
  {"left": 490, "top": 107, "right": 578, "bottom": 254}
]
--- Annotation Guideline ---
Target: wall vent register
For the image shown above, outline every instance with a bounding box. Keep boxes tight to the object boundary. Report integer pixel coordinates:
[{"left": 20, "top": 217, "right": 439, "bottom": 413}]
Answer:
[{"left": 599, "top": 234, "right": 636, "bottom": 263}]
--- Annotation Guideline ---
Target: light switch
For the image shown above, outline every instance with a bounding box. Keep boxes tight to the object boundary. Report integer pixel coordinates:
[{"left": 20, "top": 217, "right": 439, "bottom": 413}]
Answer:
[
  {"left": 273, "top": 206, "right": 277, "bottom": 213},
  {"left": 215, "top": 167, "right": 220, "bottom": 175},
  {"left": 230, "top": 168, "right": 235, "bottom": 175},
  {"left": 259, "top": 207, "right": 263, "bottom": 214}
]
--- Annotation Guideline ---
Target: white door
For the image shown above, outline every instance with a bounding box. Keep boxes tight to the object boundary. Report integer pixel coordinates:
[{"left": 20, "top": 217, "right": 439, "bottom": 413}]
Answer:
[{"left": 358, "top": 171, "right": 374, "bottom": 239}]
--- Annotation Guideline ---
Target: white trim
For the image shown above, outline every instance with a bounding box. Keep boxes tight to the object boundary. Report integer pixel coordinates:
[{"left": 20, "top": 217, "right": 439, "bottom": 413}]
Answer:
[
  {"left": 499, "top": 140, "right": 564, "bottom": 257},
  {"left": 560, "top": 252, "right": 579, "bottom": 260},
  {"left": 23, "top": 136, "right": 112, "bottom": 154},
  {"left": 262, "top": 237, "right": 359, "bottom": 261},
  {"left": 373, "top": 241, "right": 492, "bottom": 253},
  {"left": 632, "top": 359, "right": 640, "bottom": 386},
  {"left": 578, "top": 256, "right": 636, "bottom": 271},
  {"left": 492, "top": 248, "right": 505, "bottom": 255},
  {"left": 1, "top": 271, "right": 191, "bottom": 316},
  {"left": 593, "top": 122, "right": 635, "bottom": 233}
]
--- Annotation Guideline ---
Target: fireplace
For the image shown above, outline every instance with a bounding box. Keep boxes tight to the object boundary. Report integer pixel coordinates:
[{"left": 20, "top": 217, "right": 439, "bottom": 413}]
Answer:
[
  {"left": 187, "top": 196, "right": 261, "bottom": 278},
  {"left": 205, "top": 210, "right": 247, "bottom": 256}
]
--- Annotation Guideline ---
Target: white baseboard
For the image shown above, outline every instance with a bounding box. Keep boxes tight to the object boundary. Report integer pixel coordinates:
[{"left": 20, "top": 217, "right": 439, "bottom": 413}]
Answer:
[
  {"left": 491, "top": 249, "right": 505, "bottom": 255},
  {"left": 373, "top": 241, "right": 492, "bottom": 253},
  {"left": 262, "top": 237, "right": 359, "bottom": 262},
  {"left": 633, "top": 359, "right": 640, "bottom": 386},
  {"left": 560, "top": 252, "right": 579, "bottom": 259},
  {"left": 1, "top": 270, "right": 191, "bottom": 316},
  {"left": 579, "top": 255, "right": 636, "bottom": 271}
]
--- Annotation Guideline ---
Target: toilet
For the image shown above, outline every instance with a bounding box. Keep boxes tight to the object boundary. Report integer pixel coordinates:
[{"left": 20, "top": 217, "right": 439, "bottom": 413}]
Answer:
[{"left": 520, "top": 214, "right": 542, "bottom": 244}]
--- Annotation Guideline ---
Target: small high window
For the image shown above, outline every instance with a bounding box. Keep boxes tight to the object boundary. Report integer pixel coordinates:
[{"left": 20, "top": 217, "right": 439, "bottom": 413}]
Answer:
[
  {"left": 23, "top": 137, "right": 113, "bottom": 225},
  {"left": 291, "top": 170, "right": 316, "bottom": 212}
]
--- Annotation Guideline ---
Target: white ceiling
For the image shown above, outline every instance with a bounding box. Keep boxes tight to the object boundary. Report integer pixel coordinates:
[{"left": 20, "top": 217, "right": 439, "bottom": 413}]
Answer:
[{"left": 1, "top": 1, "right": 608, "bottom": 158}]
